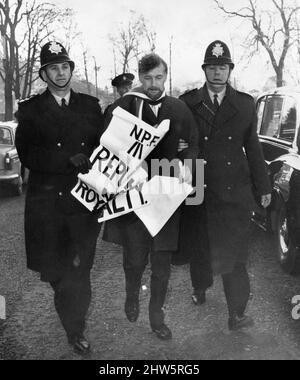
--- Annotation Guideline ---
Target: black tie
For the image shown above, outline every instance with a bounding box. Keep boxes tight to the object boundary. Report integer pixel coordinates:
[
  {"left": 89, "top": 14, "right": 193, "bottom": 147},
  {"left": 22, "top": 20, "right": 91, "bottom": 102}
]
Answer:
[
  {"left": 145, "top": 98, "right": 164, "bottom": 106},
  {"left": 213, "top": 94, "right": 219, "bottom": 110},
  {"left": 61, "top": 98, "right": 68, "bottom": 109}
]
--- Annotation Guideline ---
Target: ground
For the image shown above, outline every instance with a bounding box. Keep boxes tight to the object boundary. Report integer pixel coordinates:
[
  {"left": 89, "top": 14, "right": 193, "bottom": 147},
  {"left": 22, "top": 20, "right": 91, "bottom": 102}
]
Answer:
[{"left": 1, "top": 188, "right": 300, "bottom": 360}]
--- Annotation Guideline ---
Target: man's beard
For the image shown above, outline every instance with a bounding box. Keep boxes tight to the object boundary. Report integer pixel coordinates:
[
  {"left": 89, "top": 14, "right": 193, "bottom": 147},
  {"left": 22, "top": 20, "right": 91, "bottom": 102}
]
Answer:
[{"left": 146, "top": 88, "right": 163, "bottom": 100}]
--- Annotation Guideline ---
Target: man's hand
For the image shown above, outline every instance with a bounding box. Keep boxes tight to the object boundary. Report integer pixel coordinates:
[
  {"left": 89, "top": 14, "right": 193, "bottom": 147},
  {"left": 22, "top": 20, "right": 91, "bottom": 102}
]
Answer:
[
  {"left": 261, "top": 194, "right": 271, "bottom": 209},
  {"left": 177, "top": 139, "right": 189, "bottom": 153},
  {"left": 69, "top": 153, "right": 92, "bottom": 174}
]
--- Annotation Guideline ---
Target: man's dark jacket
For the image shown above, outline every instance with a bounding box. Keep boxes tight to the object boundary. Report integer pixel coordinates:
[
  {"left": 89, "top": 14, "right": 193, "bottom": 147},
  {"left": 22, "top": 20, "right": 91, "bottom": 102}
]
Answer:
[{"left": 103, "top": 92, "right": 199, "bottom": 252}]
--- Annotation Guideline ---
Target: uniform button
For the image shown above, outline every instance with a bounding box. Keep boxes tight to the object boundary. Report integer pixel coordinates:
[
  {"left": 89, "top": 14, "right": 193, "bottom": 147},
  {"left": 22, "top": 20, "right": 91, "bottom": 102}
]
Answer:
[
  {"left": 228, "top": 136, "right": 232, "bottom": 140},
  {"left": 227, "top": 162, "right": 232, "bottom": 166},
  {"left": 59, "top": 192, "right": 63, "bottom": 196},
  {"left": 204, "top": 184, "right": 207, "bottom": 189},
  {"left": 203, "top": 160, "right": 208, "bottom": 165},
  {"left": 57, "top": 143, "right": 62, "bottom": 148},
  {"left": 227, "top": 186, "right": 232, "bottom": 191},
  {"left": 81, "top": 142, "right": 85, "bottom": 147},
  {"left": 204, "top": 137, "right": 209, "bottom": 141}
]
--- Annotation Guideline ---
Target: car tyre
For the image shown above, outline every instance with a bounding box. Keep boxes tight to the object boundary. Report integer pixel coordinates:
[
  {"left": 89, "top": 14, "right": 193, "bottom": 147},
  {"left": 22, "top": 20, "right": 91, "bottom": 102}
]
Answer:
[{"left": 276, "top": 201, "right": 300, "bottom": 274}]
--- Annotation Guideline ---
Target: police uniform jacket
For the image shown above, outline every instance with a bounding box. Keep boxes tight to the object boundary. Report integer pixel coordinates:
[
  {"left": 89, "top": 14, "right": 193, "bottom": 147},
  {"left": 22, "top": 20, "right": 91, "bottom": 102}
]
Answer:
[
  {"left": 16, "top": 89, "right": 104, "bottom": 280},
  {"left": 179, "top": 84, "right": 271, "bottom": 274},
  {"left": 103, "top": 92, "right": 199, "bottom": 252}
]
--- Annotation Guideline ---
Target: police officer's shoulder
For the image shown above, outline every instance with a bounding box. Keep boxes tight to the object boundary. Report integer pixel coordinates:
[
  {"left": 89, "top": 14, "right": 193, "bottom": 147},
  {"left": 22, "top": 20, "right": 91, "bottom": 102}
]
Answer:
[
  {"left": 77, "top": 92, "right": 100, "bottom": 104},
  {"left": 236, "top": 89, "right": 254, "bottom": 102},
  {"left": 179, "top": 88, "right": 198, "bottom": 100},
  {"left": 18, "top": 93, "right": 40, "bottom": 107},
  {"left": 233, "top": 89, "right": 255, "bottom": 111},
  {"left": 179, "top": 88, "right": 200, "bottom": 108},
  {"left": 77, "top": 92, "right": 102, "bottom": 111}
]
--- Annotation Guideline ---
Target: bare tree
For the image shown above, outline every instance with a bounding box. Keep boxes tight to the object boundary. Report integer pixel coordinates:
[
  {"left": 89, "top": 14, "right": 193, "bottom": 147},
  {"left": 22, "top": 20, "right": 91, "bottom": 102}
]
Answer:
[
  {"left": 109, "top": 12, "right": 157, "bottom": 75},
  {"left": 82, "top": 45, "right": 91, "bottom": 95},
  {"left": 0, "top": 0, "right": 24, "bottom": 120},
  {"left": 93, "top": 56, "right": 100, "bottom": 98},
  {"left": 61, "top": 8, "right": 81, "bottom": 54},
  {"left": 295, "top": 12, "right": 300, "bottom": 72},
  {"left": 140, "top": 15, "right": 156, "bottom": 52},
  {"left": 215, "top": 0, "right": 300, "bottom": 87},
  {"left": 169, "top": 36, "right": 173, "bottom": 96}
]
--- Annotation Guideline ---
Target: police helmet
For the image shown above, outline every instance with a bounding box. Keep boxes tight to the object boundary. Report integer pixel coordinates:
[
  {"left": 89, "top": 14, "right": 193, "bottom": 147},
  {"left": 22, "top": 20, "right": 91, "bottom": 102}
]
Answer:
[{"left": 202, "top": 40, "right": 234, "bottom": 69}]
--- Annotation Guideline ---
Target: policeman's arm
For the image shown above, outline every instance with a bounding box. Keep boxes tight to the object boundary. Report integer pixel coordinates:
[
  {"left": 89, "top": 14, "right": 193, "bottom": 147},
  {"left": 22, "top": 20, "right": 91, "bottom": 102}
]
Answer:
[
  {"left": 90, "top": 100, "right": 105, "bottom": 146},
  {"left": 244, "top": 102, "right": 272, "bottom": 197},
  {"left": 15, "top": 107, "right": 73, "bottom": 175},
  {"left": 179, "top": 104, "right": 199, "bottom": 161}
]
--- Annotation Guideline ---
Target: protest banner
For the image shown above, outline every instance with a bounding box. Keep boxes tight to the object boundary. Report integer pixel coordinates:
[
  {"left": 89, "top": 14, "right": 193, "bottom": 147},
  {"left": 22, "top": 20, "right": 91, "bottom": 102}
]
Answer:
[
  {"left": 101, "top": 106, "right": 170, "bottom": 167},
  {"left": 97, "top": 175, "right": 193, "bottom": 237},
  {"left": 71, "top": 106, "right": 195, "bottom": 236},
  {"left": 71, "top": 106, "right": 170, "bottom": 212},
  {"left": 96, "top": 182, "right": 149, "bottom": 223}
]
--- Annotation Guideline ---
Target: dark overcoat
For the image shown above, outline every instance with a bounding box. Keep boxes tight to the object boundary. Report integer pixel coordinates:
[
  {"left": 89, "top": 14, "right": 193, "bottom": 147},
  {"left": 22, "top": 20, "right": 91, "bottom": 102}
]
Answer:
[
  {"left": 103, "top": 93, "right": 199, "bottom": 252},
  {"left": 179, "top": 85, "right": 271, "bottom": 274},
  {"left": 15, "top": 89, "right": 104, "bottom": 281}
]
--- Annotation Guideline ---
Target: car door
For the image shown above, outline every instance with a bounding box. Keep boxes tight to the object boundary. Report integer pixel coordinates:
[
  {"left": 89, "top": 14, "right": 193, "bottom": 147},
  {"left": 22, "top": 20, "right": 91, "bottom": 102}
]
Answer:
[
  {"left": 257, "top": 94, "right": 298, "bottom": 162},
  {"left": 256, "top": 92, "right": 300, "bottom": 274}
]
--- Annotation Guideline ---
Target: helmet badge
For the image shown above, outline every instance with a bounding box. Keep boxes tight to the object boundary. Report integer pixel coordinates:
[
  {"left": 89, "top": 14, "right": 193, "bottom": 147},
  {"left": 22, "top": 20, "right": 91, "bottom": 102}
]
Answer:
[
  {"left": 212, "top": 43, "right": 224, "bottom": 58},
  {"left": 48, "top": 42, "right": 63, "bottom": 55}
]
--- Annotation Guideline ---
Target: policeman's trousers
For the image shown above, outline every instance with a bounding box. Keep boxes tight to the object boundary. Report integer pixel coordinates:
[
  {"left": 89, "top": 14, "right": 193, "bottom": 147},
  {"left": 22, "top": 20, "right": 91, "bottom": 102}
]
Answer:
[
  {"left": 189, "top": 205, "right": 213, "bottom": 291},
  {"left": 222, "top": 262, "right": 250, "bottom": 318},
  {"left": 50, "top": 268, "right": 92, "bottom": 340}
]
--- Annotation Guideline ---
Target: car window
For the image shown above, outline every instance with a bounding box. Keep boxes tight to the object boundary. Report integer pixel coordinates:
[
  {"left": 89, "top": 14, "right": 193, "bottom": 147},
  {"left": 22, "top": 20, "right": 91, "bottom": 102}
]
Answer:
[
  {"left": 0, "top": 127, "right": 13, "bottom": 145},
  {"left": 260, "top": 96, "right": 284, "bottom": 138},
  {"left": 256, "top": 98, "right": 266, "bottom": 133},
  {"left": 279, "top": 96, "right": 297, "bottom": 142}
]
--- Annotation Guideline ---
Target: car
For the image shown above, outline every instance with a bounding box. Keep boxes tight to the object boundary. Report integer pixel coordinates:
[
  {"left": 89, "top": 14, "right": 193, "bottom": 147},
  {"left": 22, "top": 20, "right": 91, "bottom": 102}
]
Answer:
[
  {"left": 0, "top": 121, "right": 25, "bottom": 196},
  {"left": 254, "top": 86, "right": 300, "bottom": 274}
]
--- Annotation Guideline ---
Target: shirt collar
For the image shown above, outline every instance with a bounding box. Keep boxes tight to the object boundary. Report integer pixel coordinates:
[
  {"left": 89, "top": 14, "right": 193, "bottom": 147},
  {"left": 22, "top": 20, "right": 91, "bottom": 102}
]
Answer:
[
  {"left": 50, "top": 91, "right": 71, "bottom": 106},
  {"left": 207, "top": 86, "right": 227, "bottom": 105}
]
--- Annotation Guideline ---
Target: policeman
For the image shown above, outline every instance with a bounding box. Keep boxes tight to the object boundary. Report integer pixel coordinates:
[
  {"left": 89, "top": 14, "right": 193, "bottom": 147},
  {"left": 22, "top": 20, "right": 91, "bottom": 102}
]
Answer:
[
  {"left": 103, "top": 73, "right": 135, "bottom": 119},
  {"left": 16, "top": 41, "right": 104, "bottom": 354},
  {"left": 180, "top": 40, "right": 272, "bottom": 330},
  {"left": 112, "top": 73, "right": 135, "bottom": 97}
]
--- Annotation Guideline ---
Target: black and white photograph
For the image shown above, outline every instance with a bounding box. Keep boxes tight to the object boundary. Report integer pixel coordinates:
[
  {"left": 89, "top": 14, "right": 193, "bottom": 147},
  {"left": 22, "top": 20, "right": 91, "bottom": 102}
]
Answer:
[{"left": 1, "top": 0, "right": 300, "bottom": 363}]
